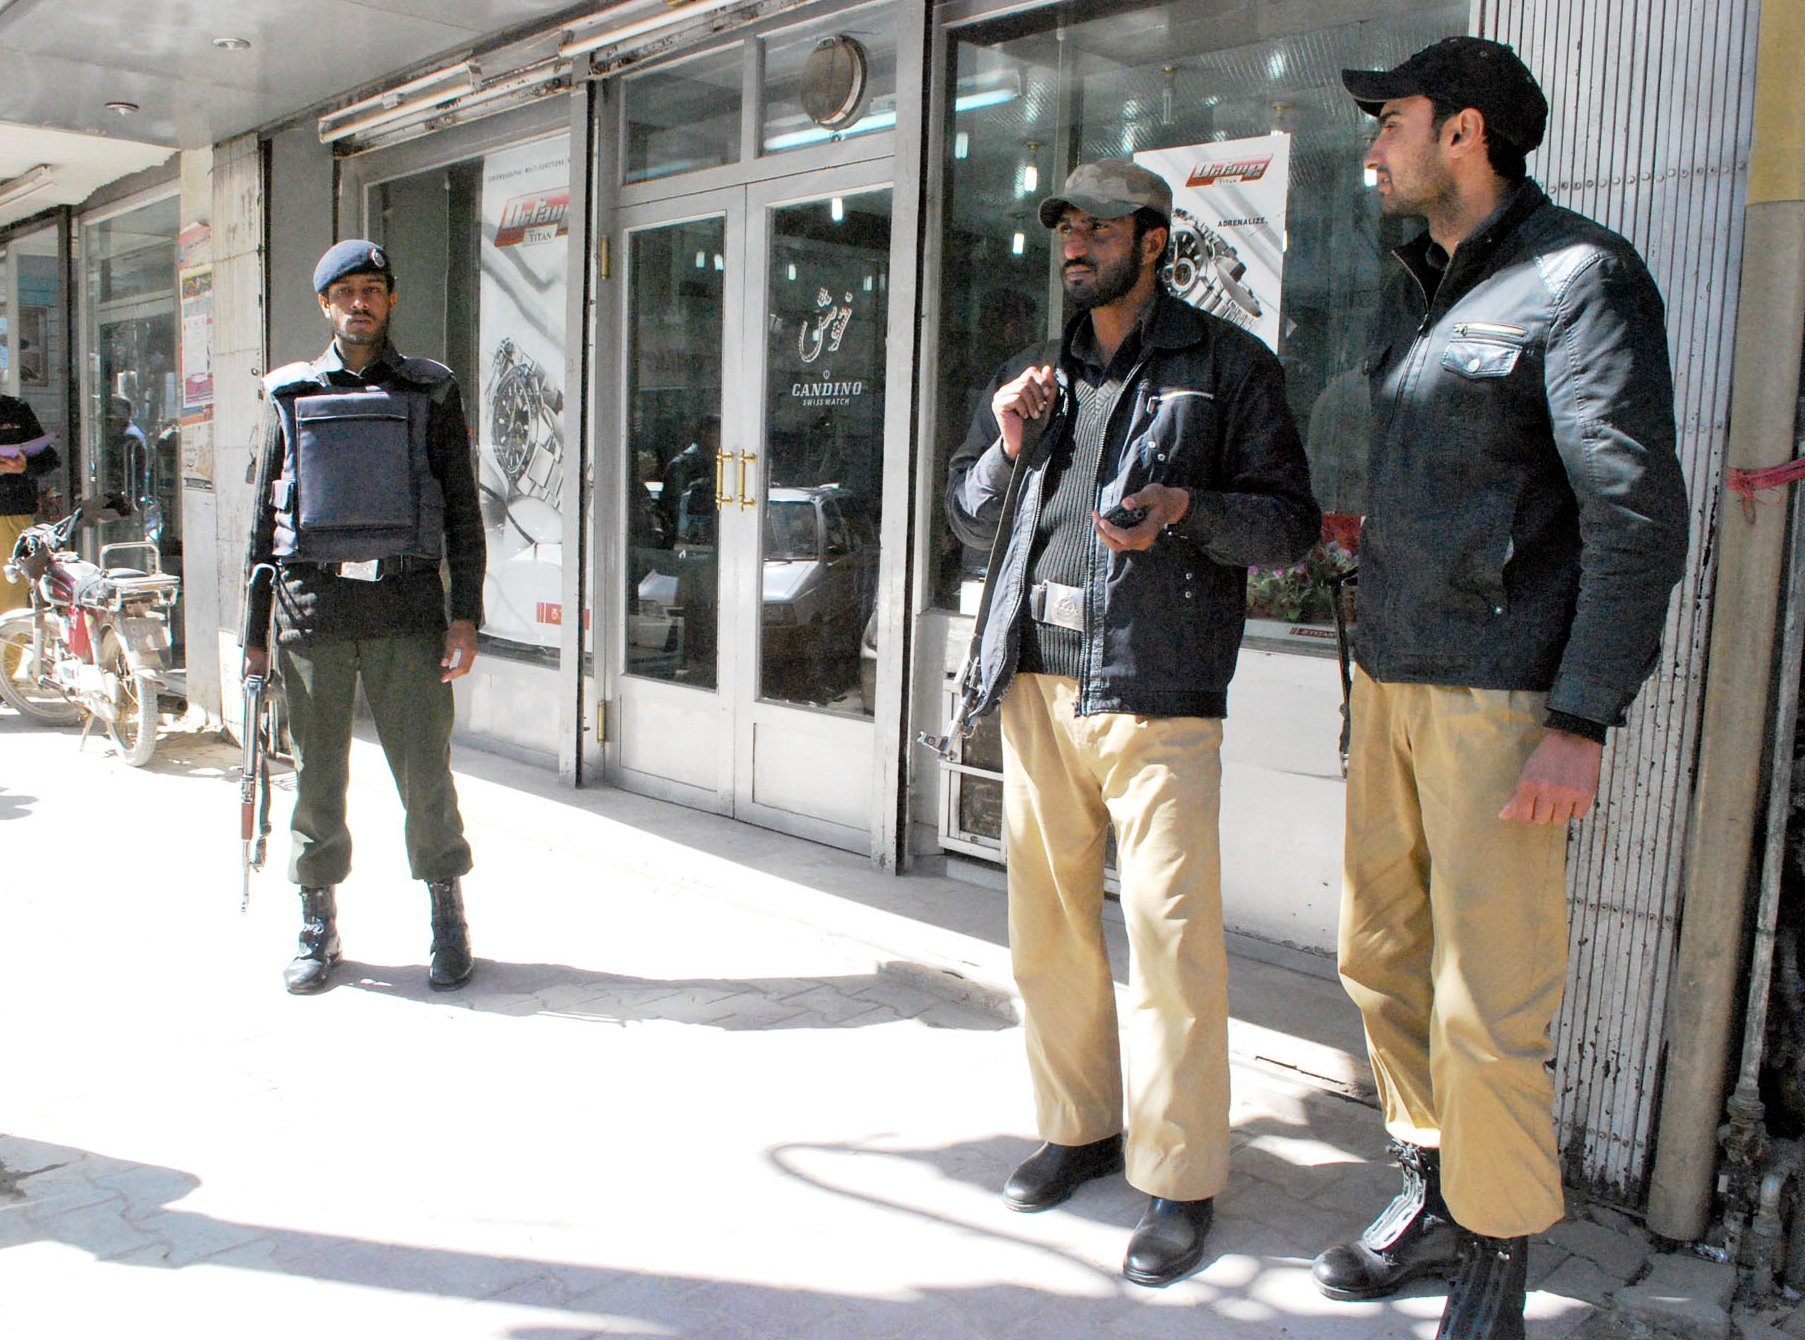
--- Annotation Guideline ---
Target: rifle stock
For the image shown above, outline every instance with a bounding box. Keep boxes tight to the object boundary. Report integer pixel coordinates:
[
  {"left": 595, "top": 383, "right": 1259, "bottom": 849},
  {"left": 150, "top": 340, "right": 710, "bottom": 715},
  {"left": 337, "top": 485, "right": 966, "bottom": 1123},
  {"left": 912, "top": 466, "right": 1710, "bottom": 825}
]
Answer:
[{"left": 239, "top": 563, "right": 277, "bottom": 910}]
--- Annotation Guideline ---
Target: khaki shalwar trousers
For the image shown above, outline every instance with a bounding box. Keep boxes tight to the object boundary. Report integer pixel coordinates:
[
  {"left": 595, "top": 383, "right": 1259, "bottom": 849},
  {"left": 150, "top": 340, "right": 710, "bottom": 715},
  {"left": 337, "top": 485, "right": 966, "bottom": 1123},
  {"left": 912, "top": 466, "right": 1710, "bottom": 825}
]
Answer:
[
  {"left": 0, "top": 514, "right": 32, "bottom": 614},
  {"left": 1000, "top": 672, "right": 1231, "bottom": 1202},
  {"left": 1340, "top": 668, "right": 1571, "bottom": 1238}
]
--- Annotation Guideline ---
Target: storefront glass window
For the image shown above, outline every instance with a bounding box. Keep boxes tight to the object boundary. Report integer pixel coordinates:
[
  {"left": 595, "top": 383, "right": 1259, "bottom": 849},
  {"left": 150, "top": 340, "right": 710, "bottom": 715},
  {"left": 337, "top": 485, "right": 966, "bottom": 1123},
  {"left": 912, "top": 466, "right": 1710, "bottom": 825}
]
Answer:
[
  {"left": 930, "top": 0, "right": 1465, "bottom": 645},
  {"left": 371, "top": 132, "right": 574, "bottom": 660},
  {"left": 81, "top": 196, "right": 181, "bottom": 638},
  {"left": 624, "top": 47, "right": 743, "bottom": 183},
  {"left": 760, "top": 4, "right": 898, "bottom": 156},
  {"left": 0, "top": 224, "right": 70, "bottom": 517},
  {"left": 760, "top": 190, "right": 889, "bottom": 715},
  {"left": 930, "top": 0, "right": 1464, "bottom": 846},
  {"left": 624, "top": 217, "right": 725, "bottom": 690}
]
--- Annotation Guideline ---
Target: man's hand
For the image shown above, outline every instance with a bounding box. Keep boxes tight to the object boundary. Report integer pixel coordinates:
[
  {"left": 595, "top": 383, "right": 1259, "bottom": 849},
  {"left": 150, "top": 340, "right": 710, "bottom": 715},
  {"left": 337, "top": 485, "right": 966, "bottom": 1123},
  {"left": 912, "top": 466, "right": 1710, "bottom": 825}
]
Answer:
[
  {"left": 1094, "top": 484, "right": 1192, "bottom": 553},
  {"left": 243, "top": 647, "right": 269, "bottom": 681},
  {"left": 441, "top": 620, "right": 478, "bottom": 682},
  {"left": 0, "top": 454, "right": 25, "bottom": 475},
  {"left": 992, "top": 365, "right": 1059, "bottom": 460},
  {"left": 1499, "top": 729, "right": 1604, "bottom": 825}
]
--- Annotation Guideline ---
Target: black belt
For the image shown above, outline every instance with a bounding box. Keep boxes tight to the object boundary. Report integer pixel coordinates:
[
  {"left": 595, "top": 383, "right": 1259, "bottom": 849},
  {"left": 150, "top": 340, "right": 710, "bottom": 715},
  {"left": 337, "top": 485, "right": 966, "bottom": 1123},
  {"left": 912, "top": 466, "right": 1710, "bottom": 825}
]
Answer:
[{"left": 281, "top": 556, "right": 439, "bottom": 579}]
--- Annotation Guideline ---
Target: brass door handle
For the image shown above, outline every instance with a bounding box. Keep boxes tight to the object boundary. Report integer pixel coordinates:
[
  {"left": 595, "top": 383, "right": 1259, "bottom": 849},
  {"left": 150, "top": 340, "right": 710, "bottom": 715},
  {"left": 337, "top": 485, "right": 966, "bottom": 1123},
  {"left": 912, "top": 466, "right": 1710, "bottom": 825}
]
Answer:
[
  {"left": 714, "top": 449, "right": 733, "bottom": 507},
  {"left": 737, "top": 453, "right": 758, "bottom": 510}
]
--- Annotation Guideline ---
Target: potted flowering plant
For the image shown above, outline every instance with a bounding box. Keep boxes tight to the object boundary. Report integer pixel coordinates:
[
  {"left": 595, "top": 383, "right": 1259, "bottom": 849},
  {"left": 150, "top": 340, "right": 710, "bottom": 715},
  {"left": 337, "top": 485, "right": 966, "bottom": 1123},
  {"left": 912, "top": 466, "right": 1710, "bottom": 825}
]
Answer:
[{"left": 1246, "top": 516, "right": 1359, "bottom": 624}]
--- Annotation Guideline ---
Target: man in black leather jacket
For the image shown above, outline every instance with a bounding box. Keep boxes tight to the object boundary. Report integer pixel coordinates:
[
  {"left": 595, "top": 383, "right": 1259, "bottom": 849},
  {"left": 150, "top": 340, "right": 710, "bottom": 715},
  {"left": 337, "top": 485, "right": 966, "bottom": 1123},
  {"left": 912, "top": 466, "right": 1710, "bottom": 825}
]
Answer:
[
  {"left": 1310, "top": 40, "right": 1690, "bottom": 1339},
  {"left": 946, "top": 158, "right": 1318, "bottom": 1288}
]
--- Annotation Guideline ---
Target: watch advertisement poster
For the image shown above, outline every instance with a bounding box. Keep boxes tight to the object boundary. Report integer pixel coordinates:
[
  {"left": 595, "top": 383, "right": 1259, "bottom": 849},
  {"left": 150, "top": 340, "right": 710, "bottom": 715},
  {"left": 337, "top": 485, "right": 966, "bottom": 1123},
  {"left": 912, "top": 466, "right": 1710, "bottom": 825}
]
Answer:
[
  {"left": 477, "top": 135, "right": 572, "bottom": 652},
  {"left": 1136, "top": 133, "right": 1292, "bottom": 354}
]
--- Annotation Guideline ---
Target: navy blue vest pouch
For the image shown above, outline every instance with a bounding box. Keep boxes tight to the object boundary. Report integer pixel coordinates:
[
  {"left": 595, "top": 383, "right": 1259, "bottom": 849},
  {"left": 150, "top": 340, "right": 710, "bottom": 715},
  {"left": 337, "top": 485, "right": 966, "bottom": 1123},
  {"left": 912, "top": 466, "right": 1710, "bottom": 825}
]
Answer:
[{"left": 268, "top": 376, "right": 445, "bottom": 564}]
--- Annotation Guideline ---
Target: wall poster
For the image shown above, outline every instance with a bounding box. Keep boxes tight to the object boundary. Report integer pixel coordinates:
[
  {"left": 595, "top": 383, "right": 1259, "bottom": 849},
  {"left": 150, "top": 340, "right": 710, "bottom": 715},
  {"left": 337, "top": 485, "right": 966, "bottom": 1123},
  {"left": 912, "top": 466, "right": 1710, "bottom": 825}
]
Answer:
[
  {"left": 177, "top": 223, "right": 215, "bottom": 490},
  {"left": 476, "top": 136, "right": 571, "bottom": 652},
  {"left": 1136, "top": 133, "right": 1292, "bottom": 354}
]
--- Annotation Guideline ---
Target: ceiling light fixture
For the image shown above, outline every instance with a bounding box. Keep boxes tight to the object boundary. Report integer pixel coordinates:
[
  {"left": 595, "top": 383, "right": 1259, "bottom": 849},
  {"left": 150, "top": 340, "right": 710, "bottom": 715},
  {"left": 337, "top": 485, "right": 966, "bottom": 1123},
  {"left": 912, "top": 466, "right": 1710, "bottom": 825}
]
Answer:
[
  {"left": 106, "top": 101, "right": 140, "bottom": 115},
  {"left": 0, "top": 165, "right": 56, "bottom": 209},
  {"left": 559, "top": 0, "right": 746, "bottom": 61},
  {"left": 211, "top": 36, "right": 251, "bottom": 51},
  {"left": 322, "top": 60, "right": 565, "bottom": 145},
  {"left": 318, "top": 61, "right": 480, "bottom": 140}
]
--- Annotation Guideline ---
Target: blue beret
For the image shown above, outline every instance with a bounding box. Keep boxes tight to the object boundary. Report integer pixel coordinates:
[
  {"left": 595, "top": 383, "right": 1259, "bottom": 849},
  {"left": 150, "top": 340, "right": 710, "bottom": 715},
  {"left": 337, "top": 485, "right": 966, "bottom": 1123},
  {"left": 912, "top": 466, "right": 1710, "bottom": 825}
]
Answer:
[{"left": 313, "top": 239, "right": 393, "bottom": 293}]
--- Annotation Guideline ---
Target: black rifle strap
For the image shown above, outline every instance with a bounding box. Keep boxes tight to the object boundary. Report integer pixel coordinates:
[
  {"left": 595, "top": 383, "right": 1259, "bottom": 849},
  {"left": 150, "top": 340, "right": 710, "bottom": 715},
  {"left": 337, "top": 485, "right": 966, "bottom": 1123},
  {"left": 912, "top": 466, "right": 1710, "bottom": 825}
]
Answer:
[{"left": 952, "top": 341, "right": 1065, "bottom": 699}]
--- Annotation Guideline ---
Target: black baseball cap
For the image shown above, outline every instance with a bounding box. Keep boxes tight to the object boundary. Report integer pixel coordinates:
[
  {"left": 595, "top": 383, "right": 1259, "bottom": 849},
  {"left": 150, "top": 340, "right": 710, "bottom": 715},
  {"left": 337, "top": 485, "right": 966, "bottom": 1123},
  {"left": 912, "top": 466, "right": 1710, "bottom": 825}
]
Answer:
[{"left": 1341, "top": 37, "right": 1547, "bottom": 153}]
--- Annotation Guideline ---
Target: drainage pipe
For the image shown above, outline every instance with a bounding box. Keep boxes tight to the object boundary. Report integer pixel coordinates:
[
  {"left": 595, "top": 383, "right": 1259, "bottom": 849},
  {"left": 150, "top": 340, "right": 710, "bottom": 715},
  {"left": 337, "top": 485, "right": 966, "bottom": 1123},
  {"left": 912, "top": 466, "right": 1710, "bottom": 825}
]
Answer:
[{"left": 1646, "top": 0, "right": 1805, "bottom": 1242}]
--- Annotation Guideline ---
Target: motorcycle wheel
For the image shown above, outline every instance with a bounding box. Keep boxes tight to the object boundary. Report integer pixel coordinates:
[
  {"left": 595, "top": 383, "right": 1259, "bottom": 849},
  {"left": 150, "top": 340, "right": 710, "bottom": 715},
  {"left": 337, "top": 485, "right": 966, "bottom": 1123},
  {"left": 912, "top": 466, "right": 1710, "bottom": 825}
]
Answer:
[
  {"left": 100, "top": 631, "right": 159, "bottom": 766},
  {"left": 0, "top": 620, "right": 82, "bottom": 726}
]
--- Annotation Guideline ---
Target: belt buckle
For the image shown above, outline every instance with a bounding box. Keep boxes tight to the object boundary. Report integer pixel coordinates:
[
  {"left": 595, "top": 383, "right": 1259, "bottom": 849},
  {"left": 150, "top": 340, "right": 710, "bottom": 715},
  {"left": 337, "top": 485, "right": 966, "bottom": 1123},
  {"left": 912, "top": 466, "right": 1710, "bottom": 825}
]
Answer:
[
  {"left": 1029, "top": 580, "right": 1084, "bottom": 632},
  {"left": 1045, "top": 582, "right": 1083, "bottom": 632},
  {"left": 338, "top": 559, "right": 381, "bottom": 583}
]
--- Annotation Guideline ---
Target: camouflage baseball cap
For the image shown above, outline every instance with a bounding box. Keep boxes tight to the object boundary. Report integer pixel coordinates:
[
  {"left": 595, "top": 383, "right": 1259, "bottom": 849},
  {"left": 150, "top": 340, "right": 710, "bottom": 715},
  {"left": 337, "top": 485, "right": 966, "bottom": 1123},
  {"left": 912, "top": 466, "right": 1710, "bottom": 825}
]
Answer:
[{"left": 1038, "top": 158, "right": 1172, "bottom": 229}]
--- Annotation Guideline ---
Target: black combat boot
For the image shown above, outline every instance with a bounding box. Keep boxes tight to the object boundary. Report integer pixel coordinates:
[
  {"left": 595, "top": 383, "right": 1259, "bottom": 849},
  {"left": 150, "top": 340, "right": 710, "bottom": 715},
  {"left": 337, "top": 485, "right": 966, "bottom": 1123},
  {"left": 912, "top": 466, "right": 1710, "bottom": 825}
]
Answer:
[
  {"left": 1312, "top": 1140, "right": 1460, "bottom": 1299},
  {"left": 1436, "top": 1230, "right": 1528, "bottom": 1339},
  {"left": 426, "top": 877, "right": 473, "bottom": 990},
  {"left": 283, "top": 885, "right": 341, "bottom": 994}
]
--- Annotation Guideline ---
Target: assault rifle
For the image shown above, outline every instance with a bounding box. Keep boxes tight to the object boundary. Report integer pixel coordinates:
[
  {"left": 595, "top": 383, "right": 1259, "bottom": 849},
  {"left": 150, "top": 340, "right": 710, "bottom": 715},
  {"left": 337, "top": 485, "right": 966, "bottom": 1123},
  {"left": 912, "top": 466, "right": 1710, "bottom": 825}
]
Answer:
[
  {"left": 239, "top": 563, "right": 277, "bottom": 910},
  {"left": 1329, "top": 566, "right": 1358, "bottom": 778}
]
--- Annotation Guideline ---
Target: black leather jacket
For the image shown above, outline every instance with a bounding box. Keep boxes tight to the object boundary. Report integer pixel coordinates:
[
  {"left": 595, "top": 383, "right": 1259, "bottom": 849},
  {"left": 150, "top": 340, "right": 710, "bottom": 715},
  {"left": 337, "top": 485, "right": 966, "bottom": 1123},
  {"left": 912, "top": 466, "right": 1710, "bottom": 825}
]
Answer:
[
  {"left": 1358, "top": 181, "right": 1690, "bottom": 729},
  {"left": 946, "top": 292, "right": 1319, "bottom": 721}
]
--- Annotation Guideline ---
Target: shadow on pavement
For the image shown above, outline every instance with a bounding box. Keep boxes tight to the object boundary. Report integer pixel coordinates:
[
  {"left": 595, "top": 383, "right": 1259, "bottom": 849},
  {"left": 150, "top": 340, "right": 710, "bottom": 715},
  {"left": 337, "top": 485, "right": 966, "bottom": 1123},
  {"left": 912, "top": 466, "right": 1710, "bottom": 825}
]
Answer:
[
  {"left": 0, "top": 1134, "right": 1457, "bottom": 1339},
  {"left": 337, "top": 957, "right": 1011, "bottom": 1031}
]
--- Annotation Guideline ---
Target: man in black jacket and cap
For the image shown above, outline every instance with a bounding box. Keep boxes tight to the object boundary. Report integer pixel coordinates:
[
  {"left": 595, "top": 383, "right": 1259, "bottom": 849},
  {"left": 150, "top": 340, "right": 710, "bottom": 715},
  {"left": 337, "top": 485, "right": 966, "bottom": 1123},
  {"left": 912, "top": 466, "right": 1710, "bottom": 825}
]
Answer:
[
  {"left": 1312, "top": 39, "right": 1690, "bottom": 1338},
  {"left": 946, "top": 158, "right": 1319, "bottom": 1288}
]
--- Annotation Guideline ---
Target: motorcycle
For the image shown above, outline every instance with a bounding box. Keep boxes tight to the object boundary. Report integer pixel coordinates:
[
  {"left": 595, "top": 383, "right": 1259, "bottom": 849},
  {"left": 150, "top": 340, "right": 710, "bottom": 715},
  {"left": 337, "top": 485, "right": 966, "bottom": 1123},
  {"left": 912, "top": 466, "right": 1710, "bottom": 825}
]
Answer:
[{"left": 0, "top": 497, "right": 181, "bottom": 766}]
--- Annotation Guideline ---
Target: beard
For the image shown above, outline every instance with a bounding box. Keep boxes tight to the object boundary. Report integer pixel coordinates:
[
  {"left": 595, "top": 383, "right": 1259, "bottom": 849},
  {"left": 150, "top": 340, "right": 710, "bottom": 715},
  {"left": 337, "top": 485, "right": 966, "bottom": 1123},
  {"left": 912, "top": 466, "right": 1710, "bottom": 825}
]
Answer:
[
  {"left": 1063, "top": 247, "right": 1144, "bottom": 310},
  {"left": 334, "top": 313, "right": 388, "bottom": 349}
]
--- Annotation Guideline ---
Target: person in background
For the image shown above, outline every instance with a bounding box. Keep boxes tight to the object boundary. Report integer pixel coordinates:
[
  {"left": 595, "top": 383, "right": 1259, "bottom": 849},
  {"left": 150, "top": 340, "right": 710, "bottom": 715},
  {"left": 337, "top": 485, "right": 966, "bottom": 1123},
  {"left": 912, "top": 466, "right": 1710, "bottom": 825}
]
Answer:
[{"left": 0, "top": 394, "right": 58, "bottom": 615}]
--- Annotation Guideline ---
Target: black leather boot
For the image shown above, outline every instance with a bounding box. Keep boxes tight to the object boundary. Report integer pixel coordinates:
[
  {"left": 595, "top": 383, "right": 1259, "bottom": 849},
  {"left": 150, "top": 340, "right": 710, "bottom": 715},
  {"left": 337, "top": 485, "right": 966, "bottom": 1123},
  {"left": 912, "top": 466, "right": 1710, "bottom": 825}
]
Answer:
[
  {"left": 1123, "top": 1195, "right": 1215, "bottom": 1287},
  {"left": 426, "top": 877, "right": 473, "bottom": 990},
  {"left": 283, "top": 885, "right": 341, "bottom": 994},
  {"left": 1436, "top": 1230, "right": 1528, "bottom": 1339},
  {"left": 1002, "top": 1134, "right": 1124, "bottom": 1212},
  {"left": 1313, "top": 1140, "right": 1460, "bottom": 1300}
]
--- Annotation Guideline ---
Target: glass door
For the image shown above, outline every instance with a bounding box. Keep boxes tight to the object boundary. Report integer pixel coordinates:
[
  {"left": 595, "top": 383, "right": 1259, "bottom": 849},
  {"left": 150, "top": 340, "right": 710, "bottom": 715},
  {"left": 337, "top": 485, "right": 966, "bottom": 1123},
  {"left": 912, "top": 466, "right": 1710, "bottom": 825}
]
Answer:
[
  {"left": 613, "top": 199, "right": 742, "bottom": 808},
  {"left": 608, "top": 170, "right": 893, "bottom": 850}
]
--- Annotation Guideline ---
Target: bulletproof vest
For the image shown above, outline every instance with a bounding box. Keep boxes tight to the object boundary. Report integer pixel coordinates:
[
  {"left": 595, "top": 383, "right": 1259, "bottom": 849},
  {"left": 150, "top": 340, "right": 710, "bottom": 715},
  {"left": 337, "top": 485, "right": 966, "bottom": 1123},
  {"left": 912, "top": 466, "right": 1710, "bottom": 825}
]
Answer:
[{"left": 264, "top": 358, "right": 449, "bottom": 564}]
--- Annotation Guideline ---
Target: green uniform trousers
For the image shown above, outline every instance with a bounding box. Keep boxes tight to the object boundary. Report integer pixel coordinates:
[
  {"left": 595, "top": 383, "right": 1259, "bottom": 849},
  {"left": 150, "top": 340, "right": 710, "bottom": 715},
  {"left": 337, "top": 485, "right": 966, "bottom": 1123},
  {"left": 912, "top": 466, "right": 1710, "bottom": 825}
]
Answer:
[
  {"left": 278, "top": 632, "right": 472, "bottom": 888},
  {"left": 1000, "top": 672, "right": 1231, "bottom": 1203},
  {"left": 1339, "top": 668, "right": 1570, "bottom": 1238}
]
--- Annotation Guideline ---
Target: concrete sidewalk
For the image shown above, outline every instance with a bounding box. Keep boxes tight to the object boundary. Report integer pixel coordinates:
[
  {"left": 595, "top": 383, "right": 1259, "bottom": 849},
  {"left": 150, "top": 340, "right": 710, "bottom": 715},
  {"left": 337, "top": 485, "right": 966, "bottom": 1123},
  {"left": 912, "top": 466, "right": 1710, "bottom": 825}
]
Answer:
[{"left": 0, "top": 710, "right": 1767, "bottom": 1338}]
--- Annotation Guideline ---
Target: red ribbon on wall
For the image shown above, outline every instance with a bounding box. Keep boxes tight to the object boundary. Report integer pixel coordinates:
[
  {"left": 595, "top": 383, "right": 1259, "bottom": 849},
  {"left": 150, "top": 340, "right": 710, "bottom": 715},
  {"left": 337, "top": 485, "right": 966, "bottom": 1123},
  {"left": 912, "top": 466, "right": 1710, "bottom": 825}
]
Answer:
[{"left": 1727, "top": 458, "right": 1805, "bottom": 522}]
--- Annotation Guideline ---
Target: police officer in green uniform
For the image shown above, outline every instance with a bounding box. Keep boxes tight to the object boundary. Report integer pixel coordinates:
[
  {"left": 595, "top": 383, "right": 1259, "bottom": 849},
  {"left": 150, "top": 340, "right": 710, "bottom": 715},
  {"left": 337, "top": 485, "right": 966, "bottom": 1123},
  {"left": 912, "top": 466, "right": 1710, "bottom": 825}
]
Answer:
[{"left": 243, "top": 239, "right": 485, "bottom": 994}]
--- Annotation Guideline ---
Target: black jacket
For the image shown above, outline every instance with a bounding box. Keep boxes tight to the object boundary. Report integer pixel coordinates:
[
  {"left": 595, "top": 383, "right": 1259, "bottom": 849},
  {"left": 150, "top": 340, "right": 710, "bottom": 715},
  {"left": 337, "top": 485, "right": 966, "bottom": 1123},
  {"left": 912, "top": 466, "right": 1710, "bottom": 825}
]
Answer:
[
  {"left": 1358, "top": 181, "right": 1690, "bottom": 729},
  {"left": 243, "top": 340, "right": 485, "bottom": 651},
  {"left": 0, "top": 395, "right": 57, "bottom": 516},
  {"left": 946, "top": 292, "right": 1320, "bottom": 721}
]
